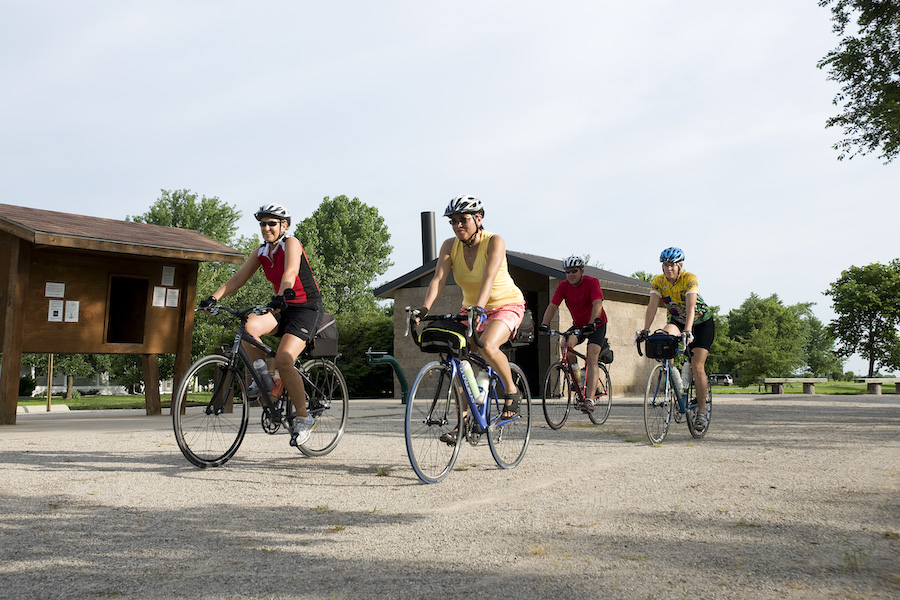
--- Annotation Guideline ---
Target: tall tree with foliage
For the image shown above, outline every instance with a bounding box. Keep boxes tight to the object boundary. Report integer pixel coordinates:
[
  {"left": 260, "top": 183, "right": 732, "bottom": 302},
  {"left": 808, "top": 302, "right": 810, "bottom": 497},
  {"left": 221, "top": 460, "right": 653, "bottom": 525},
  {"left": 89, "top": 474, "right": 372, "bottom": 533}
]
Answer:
[
  {"left": 825, "top": 260, "right": 900, "bottom": 376},
  {"left": 817, "top": 0, "right": 900, "bottom": 163},
  {"left": 803, "top": 313, "right": 845, "bottom": 378},
  {"left": 127, "top": 189, "right": 268, "bottom": 364},
  {"left": 296, "top": 195, "right": 393, "bottom": 316},
  {"left": 724, "top": 294, "right": 810, "bottom": 385},
  {"left": 128, "top": 189, "right": 242, "bottom": 243},
  {"left": 630, "top": 270, "right": 653, "bottom": 282}
]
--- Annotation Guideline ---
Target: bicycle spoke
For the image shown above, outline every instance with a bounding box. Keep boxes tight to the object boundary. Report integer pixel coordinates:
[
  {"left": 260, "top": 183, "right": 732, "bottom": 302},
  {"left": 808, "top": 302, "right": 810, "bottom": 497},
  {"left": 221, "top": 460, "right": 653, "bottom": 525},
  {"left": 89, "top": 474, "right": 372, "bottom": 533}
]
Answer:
[
  {"left": 405, "top": 362, "right": 462, "bottom": 483},
  {"left": 173, "top": 355, "right": 249, "bottom": 468}
]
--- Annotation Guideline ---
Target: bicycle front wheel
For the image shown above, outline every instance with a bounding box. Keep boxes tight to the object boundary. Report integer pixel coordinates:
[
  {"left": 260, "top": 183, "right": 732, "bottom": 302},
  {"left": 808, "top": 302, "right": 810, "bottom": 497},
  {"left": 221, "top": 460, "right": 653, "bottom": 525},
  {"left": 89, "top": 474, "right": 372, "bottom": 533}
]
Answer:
[
  {"left": 296, "top": 359, "right": 349, "bottom": 457},
  {"left": 488, "top": 363, "right": 532, "bottom": 469},
  {"left": 541, "top": 362, "right": 572, "bottom": 430},
  {"left": 172, "top": 354, "right": 249, "bottom": 468},
  {"left": 588, "top": 362, "right": 612, "bottom": 426},
  {"left": 405, "top": 361, "right": 463, "bottom": 484},
  {"left": 643, "top": 363, "right": 672, "bottom": 445}
]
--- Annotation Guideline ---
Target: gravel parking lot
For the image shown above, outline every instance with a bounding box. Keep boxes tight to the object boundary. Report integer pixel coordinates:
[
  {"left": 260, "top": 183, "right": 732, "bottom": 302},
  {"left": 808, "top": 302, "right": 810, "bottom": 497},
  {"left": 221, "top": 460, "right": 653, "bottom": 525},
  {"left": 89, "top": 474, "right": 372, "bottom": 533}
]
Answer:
[{"left": 1, "top": 394, "right": 898, "bottom": 599}]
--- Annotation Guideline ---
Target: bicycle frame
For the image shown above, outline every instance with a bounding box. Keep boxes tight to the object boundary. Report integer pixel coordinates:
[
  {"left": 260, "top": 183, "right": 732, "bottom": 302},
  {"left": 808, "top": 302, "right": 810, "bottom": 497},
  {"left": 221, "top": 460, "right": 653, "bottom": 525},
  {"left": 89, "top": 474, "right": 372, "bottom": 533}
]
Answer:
[
  {"left": 451, "top": 352, "right": 516, "bottom": 432},
  {"left": 204, "top": 306, "right": 326, "bottom": 419}
]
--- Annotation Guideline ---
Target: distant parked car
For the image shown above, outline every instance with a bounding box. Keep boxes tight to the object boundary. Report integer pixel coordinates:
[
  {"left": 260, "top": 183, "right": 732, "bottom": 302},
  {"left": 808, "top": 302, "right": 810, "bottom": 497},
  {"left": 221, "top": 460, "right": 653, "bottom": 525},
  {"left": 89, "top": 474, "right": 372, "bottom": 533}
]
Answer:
[{"left": 710, "top": 373, "right": 733, "bottom": 386}]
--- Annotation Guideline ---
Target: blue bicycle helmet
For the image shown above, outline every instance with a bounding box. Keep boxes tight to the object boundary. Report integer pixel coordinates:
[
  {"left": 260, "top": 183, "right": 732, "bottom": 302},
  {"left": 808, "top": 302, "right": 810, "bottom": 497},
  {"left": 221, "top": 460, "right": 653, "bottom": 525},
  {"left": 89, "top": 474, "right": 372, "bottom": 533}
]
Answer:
[{"left": 659, "top": 247, "right": 684, "bottom": 263}]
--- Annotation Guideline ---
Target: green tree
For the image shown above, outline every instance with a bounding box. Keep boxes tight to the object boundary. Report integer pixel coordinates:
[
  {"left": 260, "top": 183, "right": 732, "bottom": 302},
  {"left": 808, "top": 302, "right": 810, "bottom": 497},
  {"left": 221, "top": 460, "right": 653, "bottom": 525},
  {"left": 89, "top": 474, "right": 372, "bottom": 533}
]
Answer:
[
  {"left": 817, "top": 0, "right": 900, "bottom": 163},
  {"left": 295, "top": 195, "right": 393, "bottom": 316},
  {"left": 630, "top": 270, "right": 653, "bottom": 282},
  {"left": 802, "top": 312, "right": 844, "bottom": 378},
  {"left": 724, "top": 294, "right": 809, "bottom": 385},
  {"left": 825, "top": 260, "right": 900, "bottom": 376},
  {"left": 128, "top": 189, "right": 241, "bottom": 243}
]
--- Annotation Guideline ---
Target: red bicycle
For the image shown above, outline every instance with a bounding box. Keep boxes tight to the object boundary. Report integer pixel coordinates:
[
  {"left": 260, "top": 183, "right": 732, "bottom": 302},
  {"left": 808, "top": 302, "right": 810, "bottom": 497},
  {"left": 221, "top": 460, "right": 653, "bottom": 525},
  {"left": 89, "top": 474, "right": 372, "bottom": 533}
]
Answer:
[{"left": 540, "top": 326, "right": 612, "bottom": 429}]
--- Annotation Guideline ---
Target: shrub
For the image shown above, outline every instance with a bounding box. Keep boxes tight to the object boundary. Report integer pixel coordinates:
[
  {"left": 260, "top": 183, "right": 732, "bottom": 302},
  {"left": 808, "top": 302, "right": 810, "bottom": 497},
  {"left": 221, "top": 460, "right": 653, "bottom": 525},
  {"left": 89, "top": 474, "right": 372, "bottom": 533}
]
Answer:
[{"left": 19, "top": 375, "right": 36, "bottom": 397}]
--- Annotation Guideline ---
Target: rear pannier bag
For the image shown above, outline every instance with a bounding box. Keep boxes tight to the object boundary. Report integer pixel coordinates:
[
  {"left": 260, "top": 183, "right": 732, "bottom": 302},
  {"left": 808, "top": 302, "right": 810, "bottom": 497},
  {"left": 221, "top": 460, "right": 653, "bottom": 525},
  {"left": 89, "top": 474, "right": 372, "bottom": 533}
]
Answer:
[
  {"left": 644, "top": 331, "right": 678, "bottom": 360},
  {"left": 419, "top": 319, "right": 468, "bottom": 354},
  {"left": 309, "top": 312, "right": 338, "bottom": 357}
]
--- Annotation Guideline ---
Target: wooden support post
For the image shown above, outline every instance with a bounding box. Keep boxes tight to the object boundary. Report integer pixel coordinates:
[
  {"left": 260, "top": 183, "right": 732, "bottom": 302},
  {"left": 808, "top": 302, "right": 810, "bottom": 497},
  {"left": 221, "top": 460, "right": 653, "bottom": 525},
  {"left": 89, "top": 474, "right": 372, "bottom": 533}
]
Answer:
[
  {"left": 171, "top": 263, "right": 198, "bottom": 415},
  {"left": 1, "top": 236, "right": 30, "bottom": 425},
  {"left": 142, "top": 354, "right": 161, "bottom": 415}
]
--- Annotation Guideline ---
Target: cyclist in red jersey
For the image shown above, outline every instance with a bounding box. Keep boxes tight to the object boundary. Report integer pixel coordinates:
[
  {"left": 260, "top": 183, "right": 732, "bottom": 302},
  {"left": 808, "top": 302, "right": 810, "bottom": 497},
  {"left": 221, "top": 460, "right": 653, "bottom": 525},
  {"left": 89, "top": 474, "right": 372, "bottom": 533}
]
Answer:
[
  {"left": 538, "top": 256, "right": 608, "bottom": 412},
  {"left": 200, "top": 203, "right": 323, "bottom": 446}
]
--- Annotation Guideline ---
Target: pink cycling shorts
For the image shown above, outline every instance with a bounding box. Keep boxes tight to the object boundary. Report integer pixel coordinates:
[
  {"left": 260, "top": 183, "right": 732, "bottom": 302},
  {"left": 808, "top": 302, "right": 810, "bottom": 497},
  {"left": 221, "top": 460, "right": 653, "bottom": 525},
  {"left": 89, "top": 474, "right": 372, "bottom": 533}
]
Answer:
[{"left": 464, "top": 302, "right": 526, "bottom": 339}]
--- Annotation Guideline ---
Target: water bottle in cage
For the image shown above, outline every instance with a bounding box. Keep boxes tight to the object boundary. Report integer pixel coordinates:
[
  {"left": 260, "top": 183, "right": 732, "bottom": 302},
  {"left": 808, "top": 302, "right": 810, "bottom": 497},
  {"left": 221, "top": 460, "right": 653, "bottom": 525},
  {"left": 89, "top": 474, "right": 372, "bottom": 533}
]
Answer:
[
  {"left": 460, "top": 360, "right": 479, "bottom": 399},
  {"left": 668, "top": 361, "right": 684, "bottom": 398},
  {"left": 681, "top": 361, "right": 693, "bottom": 391}
]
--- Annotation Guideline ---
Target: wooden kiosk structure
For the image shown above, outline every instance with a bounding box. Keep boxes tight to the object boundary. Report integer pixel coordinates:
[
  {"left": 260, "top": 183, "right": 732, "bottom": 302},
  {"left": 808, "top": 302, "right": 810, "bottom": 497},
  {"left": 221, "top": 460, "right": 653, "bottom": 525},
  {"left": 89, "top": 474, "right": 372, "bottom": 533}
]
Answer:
[{"left": 0, "top": 203, "right": 244, "bottom": 425}]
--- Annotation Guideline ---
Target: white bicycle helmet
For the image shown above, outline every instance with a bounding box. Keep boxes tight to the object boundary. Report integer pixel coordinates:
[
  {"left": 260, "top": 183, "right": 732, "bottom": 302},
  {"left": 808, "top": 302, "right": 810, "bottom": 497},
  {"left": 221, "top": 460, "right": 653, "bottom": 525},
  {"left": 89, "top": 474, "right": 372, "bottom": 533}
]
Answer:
[
  {"left": 564, "top": 255, "right": 585, "bottom": 269},
  {"left": 254, "top": 203, "right": 291, "bottom": 226},
  {"left": 443, "top": 195, "right": 484, "bottom": 217}
]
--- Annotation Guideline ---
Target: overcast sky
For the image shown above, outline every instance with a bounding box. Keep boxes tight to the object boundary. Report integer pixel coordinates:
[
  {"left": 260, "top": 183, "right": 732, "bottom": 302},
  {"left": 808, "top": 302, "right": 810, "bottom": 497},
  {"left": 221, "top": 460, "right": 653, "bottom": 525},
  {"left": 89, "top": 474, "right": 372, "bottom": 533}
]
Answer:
[{"left": 2, "top": 1, "right": 896, "bottom": 375}]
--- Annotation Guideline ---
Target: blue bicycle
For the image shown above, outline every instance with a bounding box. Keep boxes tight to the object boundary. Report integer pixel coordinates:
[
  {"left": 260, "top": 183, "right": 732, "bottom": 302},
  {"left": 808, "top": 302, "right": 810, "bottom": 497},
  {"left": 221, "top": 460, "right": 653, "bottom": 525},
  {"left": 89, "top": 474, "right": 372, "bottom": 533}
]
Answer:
[
  {"left": 635, "top": 330, "right": 711, "bottom": 444},
  {"left": 404, "top": 308, "right": 532, "bottom": 484}
]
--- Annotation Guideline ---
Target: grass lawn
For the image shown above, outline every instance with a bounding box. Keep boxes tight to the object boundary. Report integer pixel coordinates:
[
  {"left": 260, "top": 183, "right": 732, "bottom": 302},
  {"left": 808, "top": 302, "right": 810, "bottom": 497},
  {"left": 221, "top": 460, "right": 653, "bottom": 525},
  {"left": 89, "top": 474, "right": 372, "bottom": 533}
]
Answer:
[
  {"left": 714, "top": 381, "right": 895, "bottom": 395},
  {"left": 16, "top": 393, "right": 214, "bottom": 410}
]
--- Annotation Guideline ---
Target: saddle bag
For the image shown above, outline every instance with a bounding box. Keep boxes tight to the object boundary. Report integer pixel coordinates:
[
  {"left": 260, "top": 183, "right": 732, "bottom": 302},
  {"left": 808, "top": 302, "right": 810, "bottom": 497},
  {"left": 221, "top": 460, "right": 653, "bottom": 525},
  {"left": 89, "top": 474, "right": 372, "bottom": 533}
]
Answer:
[
  {"left": 309, "top": 312, "right": 338, "bottom": 357},
  {"left": 599, "top": 338, "right": 614, "bottom": 364},
  {"left": 509, "top": 309, "right": 536, "bottom": 347}
]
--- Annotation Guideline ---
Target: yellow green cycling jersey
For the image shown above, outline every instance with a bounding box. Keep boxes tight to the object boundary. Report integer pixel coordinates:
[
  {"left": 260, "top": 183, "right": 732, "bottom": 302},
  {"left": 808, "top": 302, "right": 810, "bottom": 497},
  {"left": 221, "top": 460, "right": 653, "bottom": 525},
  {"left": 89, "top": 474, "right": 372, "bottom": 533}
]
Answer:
[{"left": 650, "top": 271, "right": 712, "bottom": 325}]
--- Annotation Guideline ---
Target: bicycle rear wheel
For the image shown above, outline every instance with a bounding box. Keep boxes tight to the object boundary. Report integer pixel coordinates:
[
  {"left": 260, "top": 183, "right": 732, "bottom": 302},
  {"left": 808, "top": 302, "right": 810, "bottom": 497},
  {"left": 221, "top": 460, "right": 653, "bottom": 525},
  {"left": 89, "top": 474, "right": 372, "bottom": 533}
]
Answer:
[
  {"left": 296, "top": 359, "right": 349, "bottom": 457},
  {"left": 541, "top": 362, "right": 572, "bottom": 430},
  {"left": 687, "top": 378, "right": 712, "bottom": 439},
  {"left": 405, "top": 362, "right": 463, "bottom": 484},
  {"left": 588, "top": 362, "right": 612, "bottom": 426},
  {"left": 172, "top": 354, "right": 249, "bottom": 468},
  {"left": 643, "top": 363, "right": 671, "bottom": 445},
  {"left": 488, "top": 363, "right": 532, "bottom": 469}
]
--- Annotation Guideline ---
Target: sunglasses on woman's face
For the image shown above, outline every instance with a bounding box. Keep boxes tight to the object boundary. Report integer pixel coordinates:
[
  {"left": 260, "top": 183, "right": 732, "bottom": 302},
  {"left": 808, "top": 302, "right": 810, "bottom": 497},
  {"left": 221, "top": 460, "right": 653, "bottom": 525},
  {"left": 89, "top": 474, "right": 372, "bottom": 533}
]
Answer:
[
  {"left": 259, "top": 220, "right": 281, "bottom": 228},
  {"left": 565, "top": 268, "right": 581, "bottom": 274},
  {"left": 448, "top": 215, "right": 473, "bottom": 227}
]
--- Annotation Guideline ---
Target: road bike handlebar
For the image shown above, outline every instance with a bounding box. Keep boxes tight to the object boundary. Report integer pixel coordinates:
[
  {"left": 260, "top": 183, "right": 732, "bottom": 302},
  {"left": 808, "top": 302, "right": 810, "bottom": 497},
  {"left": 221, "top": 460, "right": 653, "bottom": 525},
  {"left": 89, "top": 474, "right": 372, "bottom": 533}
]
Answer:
[
  {"left": 404, "top": 306, "right": 484, "bottom": 349},
  {"left": 198, "top": 303, "right": 273, "bottom": 320},
  {"left": 633, "top": 329, "right": 688, "bottom": 358}
]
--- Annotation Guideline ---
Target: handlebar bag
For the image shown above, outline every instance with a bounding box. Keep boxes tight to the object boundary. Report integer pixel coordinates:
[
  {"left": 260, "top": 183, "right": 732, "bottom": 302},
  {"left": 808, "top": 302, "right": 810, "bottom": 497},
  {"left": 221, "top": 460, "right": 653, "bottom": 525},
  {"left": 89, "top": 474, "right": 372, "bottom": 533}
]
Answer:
[
  {"left": 419, "top": 319, "right": 468, "bottom": 354},
  {"left": 645, "top": 331, "right": 678, "bottom": 360}
]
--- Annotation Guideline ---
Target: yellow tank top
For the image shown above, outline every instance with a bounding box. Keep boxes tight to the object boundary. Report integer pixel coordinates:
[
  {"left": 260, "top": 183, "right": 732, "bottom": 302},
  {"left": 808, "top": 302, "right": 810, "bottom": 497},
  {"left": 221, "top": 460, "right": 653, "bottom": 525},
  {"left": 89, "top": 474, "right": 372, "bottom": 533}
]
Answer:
[{"left": 450, "top": 230, "right": 524, "bottom": 310}]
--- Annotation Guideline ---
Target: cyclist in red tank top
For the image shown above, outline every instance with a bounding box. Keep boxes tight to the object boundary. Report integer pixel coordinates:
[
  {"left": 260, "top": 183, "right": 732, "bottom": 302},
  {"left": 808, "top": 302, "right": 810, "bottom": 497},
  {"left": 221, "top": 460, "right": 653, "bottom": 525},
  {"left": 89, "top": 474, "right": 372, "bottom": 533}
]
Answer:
[{"left": 201, "top": 203, "right": 323, "bottom": 446}]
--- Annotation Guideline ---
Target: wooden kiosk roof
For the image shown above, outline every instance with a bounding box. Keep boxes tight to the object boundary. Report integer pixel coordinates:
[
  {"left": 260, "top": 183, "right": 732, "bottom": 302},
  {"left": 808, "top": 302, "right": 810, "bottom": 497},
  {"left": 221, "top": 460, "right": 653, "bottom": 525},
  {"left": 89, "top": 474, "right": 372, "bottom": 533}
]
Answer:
[{"left": 0, "top": 203, "right": 244, "bottom": 263}]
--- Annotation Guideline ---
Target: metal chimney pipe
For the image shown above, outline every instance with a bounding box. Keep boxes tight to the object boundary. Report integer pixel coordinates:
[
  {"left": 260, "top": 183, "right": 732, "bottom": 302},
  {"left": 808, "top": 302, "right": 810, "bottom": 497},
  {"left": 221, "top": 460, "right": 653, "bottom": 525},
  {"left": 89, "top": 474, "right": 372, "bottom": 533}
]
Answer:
[{"left": 421, "top": 211, "right": 436, "bottom": 264}]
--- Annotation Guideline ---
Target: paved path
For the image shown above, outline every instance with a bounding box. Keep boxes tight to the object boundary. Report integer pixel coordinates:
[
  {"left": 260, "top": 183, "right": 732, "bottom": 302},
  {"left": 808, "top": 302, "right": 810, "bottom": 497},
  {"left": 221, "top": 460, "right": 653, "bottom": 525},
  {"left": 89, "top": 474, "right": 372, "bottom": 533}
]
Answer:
[{"left": 1, "top": 394, "right": 898, "bottom": 599}]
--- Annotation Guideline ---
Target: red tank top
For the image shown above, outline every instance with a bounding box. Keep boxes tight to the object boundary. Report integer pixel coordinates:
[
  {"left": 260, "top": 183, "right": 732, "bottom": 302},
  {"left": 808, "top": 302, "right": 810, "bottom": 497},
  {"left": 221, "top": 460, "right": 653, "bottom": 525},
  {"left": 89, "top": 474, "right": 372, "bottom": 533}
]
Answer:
[{"left": 256, "top": 237, "right": 321, "bottom": 304}]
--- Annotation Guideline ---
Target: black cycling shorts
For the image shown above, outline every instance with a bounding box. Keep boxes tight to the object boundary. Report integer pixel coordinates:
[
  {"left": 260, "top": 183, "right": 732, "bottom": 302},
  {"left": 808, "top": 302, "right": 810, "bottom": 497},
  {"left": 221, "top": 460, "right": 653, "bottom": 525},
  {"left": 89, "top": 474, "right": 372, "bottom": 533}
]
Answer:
[
  {"left": 273, "top": 302, "right": 323, "bottom": 344},
  {"left": 576, "top": 322, "right": 608, "bottom": 347},
  {"left": 673, "top": 318, "right": 715, "bottom": 352}
]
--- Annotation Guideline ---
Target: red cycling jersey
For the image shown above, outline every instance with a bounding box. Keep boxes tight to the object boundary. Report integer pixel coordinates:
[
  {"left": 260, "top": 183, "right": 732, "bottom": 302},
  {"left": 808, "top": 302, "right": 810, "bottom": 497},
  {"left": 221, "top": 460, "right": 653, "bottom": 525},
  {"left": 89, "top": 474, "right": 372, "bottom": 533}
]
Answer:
[{"left": 256, "top": 236, "right": 321, "bottom": 304}]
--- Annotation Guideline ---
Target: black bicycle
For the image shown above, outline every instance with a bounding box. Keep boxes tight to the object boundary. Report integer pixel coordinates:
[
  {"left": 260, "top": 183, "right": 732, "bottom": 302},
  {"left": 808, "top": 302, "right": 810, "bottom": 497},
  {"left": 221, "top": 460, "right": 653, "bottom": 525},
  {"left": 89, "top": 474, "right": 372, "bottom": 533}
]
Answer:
[{"left": 172, "top": 303, "right": 348, "bottom": 468}]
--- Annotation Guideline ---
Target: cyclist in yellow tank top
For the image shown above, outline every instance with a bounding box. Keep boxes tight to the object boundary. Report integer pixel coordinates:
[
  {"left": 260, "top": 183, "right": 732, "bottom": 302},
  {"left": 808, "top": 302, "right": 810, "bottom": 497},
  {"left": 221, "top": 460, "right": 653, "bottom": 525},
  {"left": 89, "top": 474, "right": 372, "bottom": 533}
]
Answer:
[{"left": 417, "top": 195, "right": 526, "bottom": 423}]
